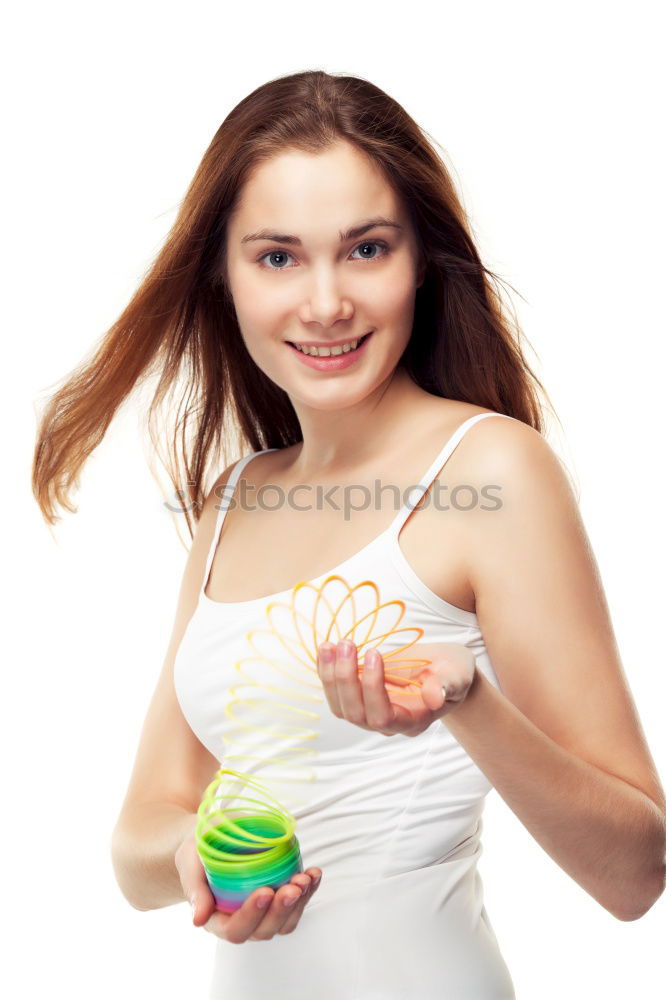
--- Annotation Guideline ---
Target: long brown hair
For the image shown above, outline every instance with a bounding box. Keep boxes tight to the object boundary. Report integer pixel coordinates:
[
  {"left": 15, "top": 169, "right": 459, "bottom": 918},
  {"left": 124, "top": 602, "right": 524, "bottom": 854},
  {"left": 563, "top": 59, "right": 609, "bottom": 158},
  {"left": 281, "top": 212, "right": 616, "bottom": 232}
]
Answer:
[{"left": 32, "top": 69, "right": 560, "bottom": 540}]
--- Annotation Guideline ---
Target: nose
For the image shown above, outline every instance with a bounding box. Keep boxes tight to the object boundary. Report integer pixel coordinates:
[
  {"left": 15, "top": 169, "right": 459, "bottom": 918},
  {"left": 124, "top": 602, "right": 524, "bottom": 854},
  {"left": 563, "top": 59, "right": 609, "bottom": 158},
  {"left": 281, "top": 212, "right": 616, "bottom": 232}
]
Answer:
[{"left": 299, "top": 266, "right": 354, "bottom": 327}]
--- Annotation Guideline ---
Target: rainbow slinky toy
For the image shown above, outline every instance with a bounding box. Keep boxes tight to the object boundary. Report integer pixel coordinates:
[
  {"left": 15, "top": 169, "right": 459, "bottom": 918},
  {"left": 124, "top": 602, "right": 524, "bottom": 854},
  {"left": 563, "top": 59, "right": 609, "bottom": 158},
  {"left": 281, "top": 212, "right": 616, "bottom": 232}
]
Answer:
[{"left": 195, "top": 574, "right": 432, "bottom": 913}]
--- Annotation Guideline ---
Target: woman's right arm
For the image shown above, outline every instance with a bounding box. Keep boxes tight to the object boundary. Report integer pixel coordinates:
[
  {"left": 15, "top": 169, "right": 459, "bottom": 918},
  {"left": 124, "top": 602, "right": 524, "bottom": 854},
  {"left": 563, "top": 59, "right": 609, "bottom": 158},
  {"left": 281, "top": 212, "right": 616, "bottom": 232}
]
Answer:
[
  {"left": 110, "top": 466, "right": 323, "bottom": 938},
  {"left": 110, "top": 464, "right": 236, "bottom": 912}
]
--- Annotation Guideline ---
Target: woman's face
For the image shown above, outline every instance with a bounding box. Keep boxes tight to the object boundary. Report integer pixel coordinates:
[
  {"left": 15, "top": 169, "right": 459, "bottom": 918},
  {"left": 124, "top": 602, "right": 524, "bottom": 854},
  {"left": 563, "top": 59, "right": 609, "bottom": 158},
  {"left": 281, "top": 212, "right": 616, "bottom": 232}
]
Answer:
[{"left": 224, "top": 140, "right": 425, "bottom": 410}]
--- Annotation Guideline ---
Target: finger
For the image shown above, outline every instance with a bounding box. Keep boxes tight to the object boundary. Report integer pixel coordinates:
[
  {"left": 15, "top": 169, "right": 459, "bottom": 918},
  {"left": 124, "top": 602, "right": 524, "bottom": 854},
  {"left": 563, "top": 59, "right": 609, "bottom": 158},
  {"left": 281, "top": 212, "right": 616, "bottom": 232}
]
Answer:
[
  {"left": 202, "top": 864, "right": 323, "bottom": 941},
  {"left": 302, "top": 866, "right": 322, "bottom": 894},
  {"left": 191, "top": 882, "right": 216, "bottom": 928},
  {"left": 248, "top": 882, "right": 306, "bottom": 941},
  {"left": 334, "top": 641, "right": 366, "bottom": 726},
  {"left": 279, "top": 868, "right": 322, "bottom": 934},
  {"left": 363, "top": 650, "right": 430, "bottom": 733},
  {"left": 426, "top": 669, "right": 470, "bottom": 705},
  {"left": 279, "top": 870, "right": 322, "bottom": 934},
  {"left": 418, "top": 671, "right": 448, "bottom": 713},
  {"left": 205, "top": 886, "right": 279, "bottom": 943},
  {"left": 175, "top": 835, "right": 217, "bottom": 928},
  {"left": 360, "top": 648, "right": 397, "bottom": 730},
  {"left": 317, "top": 642, "right": 342, "bottom": 716},
  {"left": 274, "top": 873, "right": 312, "bottom": 935}
]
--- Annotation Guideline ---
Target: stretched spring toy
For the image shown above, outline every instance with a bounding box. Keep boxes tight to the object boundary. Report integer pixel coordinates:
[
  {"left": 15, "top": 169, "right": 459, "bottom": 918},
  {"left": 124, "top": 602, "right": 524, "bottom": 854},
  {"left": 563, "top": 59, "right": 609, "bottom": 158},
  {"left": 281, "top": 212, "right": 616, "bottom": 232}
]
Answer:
[{"left": 196, "top": 574, "right": 433, "bottom": 912}]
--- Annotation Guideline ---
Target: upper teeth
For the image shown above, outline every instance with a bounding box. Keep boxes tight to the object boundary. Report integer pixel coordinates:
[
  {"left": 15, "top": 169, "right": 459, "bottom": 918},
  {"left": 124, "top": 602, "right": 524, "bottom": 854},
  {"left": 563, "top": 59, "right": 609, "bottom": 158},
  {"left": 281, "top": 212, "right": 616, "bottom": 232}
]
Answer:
[{"left": 293, "top": 335, "right": 365, "bottom": 357}]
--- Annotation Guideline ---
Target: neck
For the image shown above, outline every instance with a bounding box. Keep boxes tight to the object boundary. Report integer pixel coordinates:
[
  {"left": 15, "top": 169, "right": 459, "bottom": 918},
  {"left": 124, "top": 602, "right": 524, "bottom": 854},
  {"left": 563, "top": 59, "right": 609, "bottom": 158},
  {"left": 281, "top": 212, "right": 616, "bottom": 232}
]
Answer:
[{"left": 289, "top": 365, "right": 431, "bottom": 478}]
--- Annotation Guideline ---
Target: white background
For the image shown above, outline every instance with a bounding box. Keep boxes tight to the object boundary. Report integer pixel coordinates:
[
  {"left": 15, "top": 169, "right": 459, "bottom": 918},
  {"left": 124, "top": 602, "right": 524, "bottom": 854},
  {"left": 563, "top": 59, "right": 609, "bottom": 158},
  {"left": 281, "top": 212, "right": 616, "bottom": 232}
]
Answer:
[{"left": 6, "top": 1, "right": 664, "bottom": 997}]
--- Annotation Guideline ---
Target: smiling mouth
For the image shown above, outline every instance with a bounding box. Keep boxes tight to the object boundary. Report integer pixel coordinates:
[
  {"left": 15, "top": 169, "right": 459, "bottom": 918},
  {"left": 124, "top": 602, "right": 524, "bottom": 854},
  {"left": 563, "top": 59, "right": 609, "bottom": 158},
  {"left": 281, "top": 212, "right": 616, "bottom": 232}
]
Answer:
[{"left": 286, "top": 332, "right": 372, "bottom": 356}]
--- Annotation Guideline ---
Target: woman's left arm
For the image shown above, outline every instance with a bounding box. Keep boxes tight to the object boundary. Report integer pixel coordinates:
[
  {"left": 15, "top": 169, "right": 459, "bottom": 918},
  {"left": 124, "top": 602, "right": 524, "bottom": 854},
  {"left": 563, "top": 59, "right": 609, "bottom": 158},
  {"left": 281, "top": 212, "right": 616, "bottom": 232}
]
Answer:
[{"left": 447, "top": 418, "right": 666, "bottom": 922}]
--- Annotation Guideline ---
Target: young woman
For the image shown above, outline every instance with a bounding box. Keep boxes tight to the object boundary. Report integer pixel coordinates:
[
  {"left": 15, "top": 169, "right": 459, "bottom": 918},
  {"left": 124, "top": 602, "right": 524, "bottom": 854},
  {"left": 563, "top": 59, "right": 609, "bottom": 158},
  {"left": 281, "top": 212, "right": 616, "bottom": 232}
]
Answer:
[{"left": 32, "top": 70, "right": 665, "bottom": 998}]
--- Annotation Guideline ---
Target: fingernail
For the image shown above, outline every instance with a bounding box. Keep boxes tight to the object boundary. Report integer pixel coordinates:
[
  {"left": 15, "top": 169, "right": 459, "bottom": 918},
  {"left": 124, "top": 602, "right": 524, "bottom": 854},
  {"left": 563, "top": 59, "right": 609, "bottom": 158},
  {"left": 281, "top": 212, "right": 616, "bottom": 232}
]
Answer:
[
  {"left": 338, "top": 640, "right": 354, "bottom": 655},
  {"left": 319, "top": 644, "right": 335, "bottom": 663},
  {"left": 312, "top": 875, "right": 321, "bottom": 888},
  {"left": 284, "top": 894, "right": 299, "bottom": 907},
  {"left": 256, "top": 895, "right": 271, "bottom": 909}
]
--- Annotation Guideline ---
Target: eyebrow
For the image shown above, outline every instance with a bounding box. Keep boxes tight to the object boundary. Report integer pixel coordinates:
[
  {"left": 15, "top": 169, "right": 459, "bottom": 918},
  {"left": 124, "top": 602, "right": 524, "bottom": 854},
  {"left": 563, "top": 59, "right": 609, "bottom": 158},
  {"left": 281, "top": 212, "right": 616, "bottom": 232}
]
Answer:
[{"left": 240, "top": 216, "right": 403, "bottom": 246}]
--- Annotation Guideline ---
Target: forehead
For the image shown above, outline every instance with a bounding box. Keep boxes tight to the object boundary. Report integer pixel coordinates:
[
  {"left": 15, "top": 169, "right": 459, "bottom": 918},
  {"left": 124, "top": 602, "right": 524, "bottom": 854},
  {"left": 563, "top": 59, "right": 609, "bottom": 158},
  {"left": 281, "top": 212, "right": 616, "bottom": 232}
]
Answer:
[{"left": 228, "top": 142, "right": 405, "bottom": 235}]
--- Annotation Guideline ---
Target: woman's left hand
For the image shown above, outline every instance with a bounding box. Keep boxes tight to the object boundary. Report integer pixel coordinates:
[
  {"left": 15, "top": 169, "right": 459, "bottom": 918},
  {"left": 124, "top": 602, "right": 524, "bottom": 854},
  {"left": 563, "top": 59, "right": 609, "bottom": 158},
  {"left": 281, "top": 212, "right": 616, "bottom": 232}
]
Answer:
[{"left": 316, "top": 640, "right": 477, "bottom": 738}]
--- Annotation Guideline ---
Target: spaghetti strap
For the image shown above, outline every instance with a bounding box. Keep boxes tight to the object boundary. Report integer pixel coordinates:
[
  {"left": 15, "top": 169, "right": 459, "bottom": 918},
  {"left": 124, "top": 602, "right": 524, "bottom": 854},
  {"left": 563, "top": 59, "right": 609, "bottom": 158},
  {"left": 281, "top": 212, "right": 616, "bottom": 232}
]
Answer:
[
  {"left": 201, "top": 448, "right": 280, "bottom": 597},
  {"left": 386, "top": 411, "right": 513, "bottom": 538}
]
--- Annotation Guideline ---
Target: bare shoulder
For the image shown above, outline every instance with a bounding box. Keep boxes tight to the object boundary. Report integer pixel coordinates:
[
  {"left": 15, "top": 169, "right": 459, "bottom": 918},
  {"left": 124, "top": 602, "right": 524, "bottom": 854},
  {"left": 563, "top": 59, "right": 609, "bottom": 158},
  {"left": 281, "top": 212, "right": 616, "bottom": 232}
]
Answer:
[
  {"left": 448, "top": 406, "right": 566, "bottom": 491},
  {"left": 425, "top": 397, "right": 541, "bottom": 452},
  {"left": 447, "top": 410, "right": 579, "bottom": 562},
  {"left": 199, "top": 456, "right": 249, "bottom": 528},
  {"left": 459, "top": 404, "right": 548, "bottom": 453},
  {"left": 206, "top": 457, "right": 242, "bottom": 507}
]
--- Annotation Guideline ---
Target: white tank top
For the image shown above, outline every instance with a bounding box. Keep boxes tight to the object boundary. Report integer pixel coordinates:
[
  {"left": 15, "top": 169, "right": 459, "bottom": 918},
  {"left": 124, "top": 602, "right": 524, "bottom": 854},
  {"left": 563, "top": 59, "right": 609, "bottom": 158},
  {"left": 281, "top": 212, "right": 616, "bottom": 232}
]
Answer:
[{"left": 174, "top": 411, "right": 516, "bottom": 999}]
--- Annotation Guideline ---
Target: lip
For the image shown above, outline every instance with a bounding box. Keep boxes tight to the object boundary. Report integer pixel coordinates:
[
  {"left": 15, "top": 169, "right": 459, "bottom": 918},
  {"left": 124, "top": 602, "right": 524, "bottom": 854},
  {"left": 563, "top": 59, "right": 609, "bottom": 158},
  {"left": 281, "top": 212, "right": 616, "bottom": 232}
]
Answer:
[{"left": 286, "top": 331, "right": 373, "bottom": 371}]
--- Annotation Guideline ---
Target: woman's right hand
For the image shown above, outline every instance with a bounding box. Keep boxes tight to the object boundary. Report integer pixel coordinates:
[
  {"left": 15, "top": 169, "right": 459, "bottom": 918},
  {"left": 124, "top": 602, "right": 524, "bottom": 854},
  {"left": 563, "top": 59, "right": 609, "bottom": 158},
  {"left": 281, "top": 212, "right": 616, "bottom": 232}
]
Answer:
[{"left": 174, "top": 830, "right": 322, "bottom": 942}]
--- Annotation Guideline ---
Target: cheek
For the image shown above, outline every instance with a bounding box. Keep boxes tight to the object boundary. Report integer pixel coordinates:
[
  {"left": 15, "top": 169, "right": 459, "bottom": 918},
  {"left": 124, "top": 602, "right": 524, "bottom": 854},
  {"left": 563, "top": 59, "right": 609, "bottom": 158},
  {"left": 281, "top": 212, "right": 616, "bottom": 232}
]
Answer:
[
  {"left": 229, "top": 284, "right": 288, "bottom": 377},
  {"left": 229, "top": 271, "right": 290, "bottom": 349},
  {"left": 228, "top": 264, "right": 262, "bottom": 318},
  {"left": 364, "top": 261, "right": 418, "bottom": 318}
]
